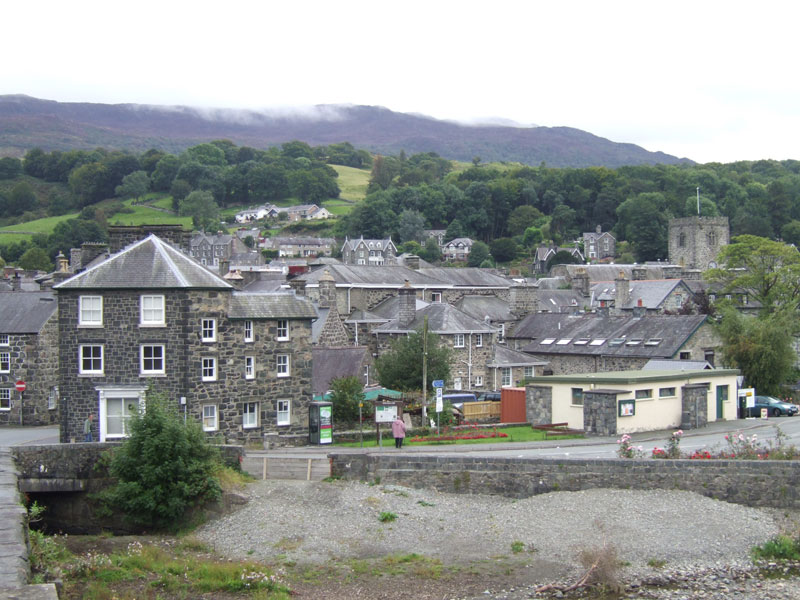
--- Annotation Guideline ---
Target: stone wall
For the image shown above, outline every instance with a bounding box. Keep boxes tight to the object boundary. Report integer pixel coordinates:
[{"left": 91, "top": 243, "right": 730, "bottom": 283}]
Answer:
[
  {"left": 330, "top": 453, "right": 800, "bottom": 509},
  {"left": 525, "top": 385, "right": 552, "bottom": 424},
  {"left": 13, "top": 444, "right": 243, "bottom": 534},
  {"left": 583, "top": 390, "right": 619, "bottom": 436}
]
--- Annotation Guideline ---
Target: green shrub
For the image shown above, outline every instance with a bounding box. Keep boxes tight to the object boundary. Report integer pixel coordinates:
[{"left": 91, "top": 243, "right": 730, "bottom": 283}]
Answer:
[
  {"left": 100, "top": 393, "right": 222, "bottom": 530},
  {"left": 378, "top": 511, "right": 398, "bottom": 523},
  {"left": 752, "top": 534, "right": 800, "bottom": 561}
]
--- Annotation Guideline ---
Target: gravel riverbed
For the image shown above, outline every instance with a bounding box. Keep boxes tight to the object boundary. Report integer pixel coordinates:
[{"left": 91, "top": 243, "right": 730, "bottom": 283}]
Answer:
[{"left": 195, "top": 480, "right": 800, "bottom": 599}]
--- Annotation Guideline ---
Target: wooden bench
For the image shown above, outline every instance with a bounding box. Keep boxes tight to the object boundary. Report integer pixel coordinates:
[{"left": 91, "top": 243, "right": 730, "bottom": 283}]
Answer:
[{"left": 532, "top": 422, "right": 584, "bottom": 439}]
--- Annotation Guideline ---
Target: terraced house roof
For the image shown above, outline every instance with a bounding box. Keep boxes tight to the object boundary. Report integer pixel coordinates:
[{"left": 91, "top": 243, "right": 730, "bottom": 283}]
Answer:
[
  {"left": 228, "top": 292, "right": 317, "bottom": 319},
  {"left": 54, "top": 235, "right": 232, "bottom": 290}
]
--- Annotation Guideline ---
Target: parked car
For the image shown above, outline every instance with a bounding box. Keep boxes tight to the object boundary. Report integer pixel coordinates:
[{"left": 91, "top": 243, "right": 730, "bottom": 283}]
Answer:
[
  {"left": 747, "top": 395, "right": 799, "bottom": 417},
  {"left": 442, "top": 393, "right": 478, "bottom": 410},
  {"left": 477, "top": 391, "right": 501, "bottom": 402}
]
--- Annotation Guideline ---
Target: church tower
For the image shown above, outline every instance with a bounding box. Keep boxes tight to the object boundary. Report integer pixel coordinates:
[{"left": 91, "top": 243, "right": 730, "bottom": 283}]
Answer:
[{"left": 668, "top": 216, "right": 729, "bottom": 270}]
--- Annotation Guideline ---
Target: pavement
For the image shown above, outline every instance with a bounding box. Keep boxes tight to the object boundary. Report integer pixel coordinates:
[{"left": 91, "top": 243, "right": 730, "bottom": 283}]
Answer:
[{"left": 249, "top": 415, "right": 788, "bottom": 459}]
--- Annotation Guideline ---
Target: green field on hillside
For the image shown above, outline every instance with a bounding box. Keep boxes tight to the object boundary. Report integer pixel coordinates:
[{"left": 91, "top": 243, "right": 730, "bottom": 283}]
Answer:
[
  {"left": 0, "top": 212, "right": 81, "bottom": 244},
  {"left": 332, "top": 164, "right": 370, "bottom": 202}
]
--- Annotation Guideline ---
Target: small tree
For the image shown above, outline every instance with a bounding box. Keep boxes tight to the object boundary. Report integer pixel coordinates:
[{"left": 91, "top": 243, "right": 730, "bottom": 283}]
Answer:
[
  {"left": 115, "top": 170, "right": 150, "bottom": 203},
  {"left": 101, "top": 393, "right": 221, "bottom": 530},
  {"left": 18, "top": 247, "right": 52, "bottom": 271},
  {"left": 329, "top": 376, "right": 367, "bottom": 424},
  {"left": 375, "top": 330, "right": 451, "bottom": 392}
]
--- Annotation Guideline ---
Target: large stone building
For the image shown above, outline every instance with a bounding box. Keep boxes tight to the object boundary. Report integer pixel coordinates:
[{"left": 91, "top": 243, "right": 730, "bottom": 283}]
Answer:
[
  {"left": 54, "top": 235, "right": 316, "bottom": 445},
  {"left": 668, "top": 216, "right": 729, "bottom": 270},
  {"left": 0, "top": 291, "right": 60, "bottom": 426}
]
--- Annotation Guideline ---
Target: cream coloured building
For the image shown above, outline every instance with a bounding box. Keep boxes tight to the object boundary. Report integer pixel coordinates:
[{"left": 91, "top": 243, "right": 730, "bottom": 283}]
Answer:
[{"left": 526, "top": 368, "right": 740, "bottom": 436}]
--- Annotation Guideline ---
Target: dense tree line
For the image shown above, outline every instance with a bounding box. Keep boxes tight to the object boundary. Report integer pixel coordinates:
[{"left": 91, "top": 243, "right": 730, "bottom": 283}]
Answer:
[
  {"left": 0, "top": 139, "right": 349, "bottom": 266},
  {"left": 338, "top": 156, "right": 800, "bottom": 263}
]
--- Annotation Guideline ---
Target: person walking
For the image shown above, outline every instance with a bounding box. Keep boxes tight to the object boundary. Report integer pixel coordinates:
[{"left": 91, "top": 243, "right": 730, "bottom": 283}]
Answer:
[
  {"left": 84, "top": 414, "right": 94, "bottom": 442},
  {"left": 392, "top": 414, "right": 406, "bottom": 449}
]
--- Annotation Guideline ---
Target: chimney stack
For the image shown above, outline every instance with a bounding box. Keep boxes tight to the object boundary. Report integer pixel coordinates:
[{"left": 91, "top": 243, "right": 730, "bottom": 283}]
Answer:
[
  {"left": 614, "top": 270, "right": 630, "bottom": 315},
  {"left": 288, "top": 278, "right": 306, "bottom": 297},
  {"left": 572, "top": 267, "right": 590, "bottom": 297},
  {"left": 398, "top": 280, "right": 416, "bottom": 328},
  {"left": 318, "top": 269, "right": 337, "bottom": 309},
  {"left": 510, "top": 282, "right": 538, "bottom": 317}
]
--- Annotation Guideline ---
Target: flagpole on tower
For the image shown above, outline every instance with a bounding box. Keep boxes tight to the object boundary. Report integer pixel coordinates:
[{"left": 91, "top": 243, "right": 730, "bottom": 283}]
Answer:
[{"left": 697, "top": 187, "right": 700, "bottom": 216}]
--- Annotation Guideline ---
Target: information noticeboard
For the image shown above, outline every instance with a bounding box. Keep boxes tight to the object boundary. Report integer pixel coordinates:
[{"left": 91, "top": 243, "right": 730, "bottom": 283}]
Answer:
[
  {"left": 738, "top": 388, "right": 756, "bottom": 409},
  {"left": 374, "top": 404, "right": 398, "bottom": 423}
]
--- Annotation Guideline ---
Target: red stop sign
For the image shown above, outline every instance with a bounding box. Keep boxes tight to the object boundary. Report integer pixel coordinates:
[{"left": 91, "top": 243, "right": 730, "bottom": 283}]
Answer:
[{"left": 15, "top": 380, "right": 26, "bottom": 392}]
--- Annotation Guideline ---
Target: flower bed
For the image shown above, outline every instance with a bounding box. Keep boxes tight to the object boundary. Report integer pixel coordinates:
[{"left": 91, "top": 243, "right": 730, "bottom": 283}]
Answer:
[{"left": 409, "top": 422, "right": 508, "bottom": 443}]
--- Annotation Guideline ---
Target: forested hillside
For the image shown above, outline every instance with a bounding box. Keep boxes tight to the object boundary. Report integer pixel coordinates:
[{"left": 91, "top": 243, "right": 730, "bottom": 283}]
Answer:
[
  {"left": 1, "top": 137, "right": 799, "bottom": 271},
  {"left": 0, "top": 95, "right": 690, "bottom": 168}
]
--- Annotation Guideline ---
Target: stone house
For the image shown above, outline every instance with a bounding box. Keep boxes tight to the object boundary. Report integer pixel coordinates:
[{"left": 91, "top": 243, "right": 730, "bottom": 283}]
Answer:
[
  {"left": 263, "top": 236, "right": 336, "bottom": 258},
  {"left": 0, "top": 291, "right": 60, "bottom": 426},
  {"left": 582, "top": 226, "right": 616, "bottom": 262},
  {"left": 525, "top": 368, "right": 739, "bottom": 436},
  {"left": 509, "top": 312, "right": 719, "bottom": 375},
  {"left": 53, "top": 235, "right": 316, "bottom": 445},
  {"left": 591, "top": 275, "right": 696, "bottom": 315},
  {"left": 442, "top": 237, "right": 473, "bottom": 262},
  {"left": 340, "top": 237, "right": 398, "bottom": 266},
  {"left": 371, "top": 283, "right": 498, "bottom": 391},
  {"left": 487, "top": 345, "right": 548, "bottom": 390},
  {"left": 189, "top": 232, "right": 249, "bottom": 269}
]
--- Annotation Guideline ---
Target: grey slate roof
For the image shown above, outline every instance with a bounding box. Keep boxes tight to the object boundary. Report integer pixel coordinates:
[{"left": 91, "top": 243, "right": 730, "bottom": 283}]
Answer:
[
  {"left": 228, "top": 292, "right": 317, "bottom": 319},
  {"left": 54, "top": 235, "right": 233, "bottom": 290},
  {"left": 488, "top": 345, "right": 549, "bottom": 368},
  {"left": 373, "top": 302, "right": 497, "bottom": 334},
  {"left": 455, "top": 295, "right": 515, "bottom": 321},
  {"left": 416, "top": 267, "right": 511, "bottom": 288},
  {"left": 550, "top": 263, "right": 679, "bottom": 282},
  {"left": 0, "top": 291, "right": 58, "bottom": 333},
  {"left": 514, "top": 313, "right": 708, "bottom": 358},
  {"left": 301, "top": 264, "right": 443, "bottom": 287},
  {"left": 370, "top": 295, "right": 430, "bottom": 319},
  {"left": 344, "top": 308, "right": 389, "bottom": 323},
  {"left": 590, "top": 279, "right": 692, "bottom": 309},
  {"left": 537, "top": 289, "right": 590, "bottom": 312},
  {"left": 312, "top": 346, "right": 370, "bottom": 396}
]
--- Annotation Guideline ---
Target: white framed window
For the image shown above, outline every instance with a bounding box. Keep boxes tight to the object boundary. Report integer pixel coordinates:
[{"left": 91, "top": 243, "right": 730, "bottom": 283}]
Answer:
[
  {"left": 202, "top": 357, "right": 217, "bottom": 381},
  {"left": 431, "top": 292, "right": 442, "bottom": 303},
  {"left": 475, "top": 375, "right": 483, "bottom": 387},
  {"left": 475, "top": 334, "right": 483, "bottom": 347},
  {"left": 201, "top": 318, "right": 216, "bottom": 342},
  {"left": 79, "top": 296, "right": 103, "bottom": 326},
  {"left": 202, "top": 404, "right": 218, "bottom": 431},
  {"left": 277, "top": 399, "right": 291, "bottom": 425},
  {"left": 276, "top": 319, "right": 289, "bottom": 341},
  {"left": 140, "top": 344, "right": 165, "bottom": 375},
  {"left": 453, "top": 377, "right": 462, "bottom": 390},
  {"left": 48, "top": 388, "right": 57, "bottom": 410},
  {"left": 0, "top": 389, "right": 10, "bottom": 410},
  {"left": 501, "top": 367, "right": 511, "bottom": 387},
  {"left": 100, "top": 391, "right": 143, "bottom": 441},
  {"left": 245, "top": 356, "right": 255, "bottom": 379},
  {"left": 277, "top": 354, "right": 290, "bottom": 377},
  {"left": 454, "top": 334, "right": 465, "bottom": 348},
  {"left": 244, "top": 320, "right": 253, "bottom": 342},
  {"left": 140, "top": 295, "right": 165, "bottom": 326},
  {"left": 0, "top": 334, "right": 8, "bottom": 345},
  {"left": 498, "top": 323, "right": 505, "bottom": 343},
  {"left": 79, "top": 345, "right": 103, "bottom": 375},
  {"left": 524, "top": 366, "right": 534, "bottom": 379},
  {"left": 243, "top": 402, "right": 259, "bottom": 428},
  {"left": 0, "top": 351, "right": 9, "bottom": 373}
]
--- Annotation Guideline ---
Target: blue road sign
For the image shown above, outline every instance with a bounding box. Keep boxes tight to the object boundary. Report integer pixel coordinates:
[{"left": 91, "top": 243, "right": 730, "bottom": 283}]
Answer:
[{"left": 432, "top": 380, "right": 444, "bottom": 388}]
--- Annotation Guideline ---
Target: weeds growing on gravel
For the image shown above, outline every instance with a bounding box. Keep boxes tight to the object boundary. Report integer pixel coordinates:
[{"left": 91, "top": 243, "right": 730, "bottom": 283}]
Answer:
[
  {"left": 378, "top": 511, "right": 398, "bottom": 523},
  {"left": 752, "top": 534, "right": 800, "bottom": 561}
]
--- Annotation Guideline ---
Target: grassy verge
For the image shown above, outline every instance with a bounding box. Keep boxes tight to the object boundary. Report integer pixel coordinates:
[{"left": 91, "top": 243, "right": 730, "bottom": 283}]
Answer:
[
  {"left": 30, "top": 533, "right": 291, "bottom": 599},
  {"left": 334, "top": 425, "right": 581, "bottom": 447}
]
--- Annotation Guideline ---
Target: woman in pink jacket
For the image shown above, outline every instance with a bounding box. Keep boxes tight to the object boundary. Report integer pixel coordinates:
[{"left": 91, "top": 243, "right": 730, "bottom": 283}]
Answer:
[{"left": 391, "top": 415, "right": 407, "bottom": 448}]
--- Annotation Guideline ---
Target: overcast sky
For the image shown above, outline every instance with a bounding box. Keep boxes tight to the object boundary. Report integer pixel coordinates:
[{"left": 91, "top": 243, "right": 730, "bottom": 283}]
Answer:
[{"left": 4, "top": 1, "right": 798, "bottom": 164}]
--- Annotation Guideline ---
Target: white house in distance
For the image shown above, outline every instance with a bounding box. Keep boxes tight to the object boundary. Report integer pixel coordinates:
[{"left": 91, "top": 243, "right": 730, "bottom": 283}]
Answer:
[{"left": 442, "top": 238, "right": 473, "bottom": 262}]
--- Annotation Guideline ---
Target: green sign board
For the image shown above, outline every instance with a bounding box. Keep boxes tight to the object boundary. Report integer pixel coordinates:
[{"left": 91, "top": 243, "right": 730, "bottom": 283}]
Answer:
[{"left": 319, "top": 405, "right": 332, "bottom": 444}]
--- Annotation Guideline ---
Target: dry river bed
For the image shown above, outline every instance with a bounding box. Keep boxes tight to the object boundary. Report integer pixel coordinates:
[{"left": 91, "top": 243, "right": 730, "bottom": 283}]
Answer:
[{"left": 194, "top": 479, "right": 800, "bottom": 599}]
